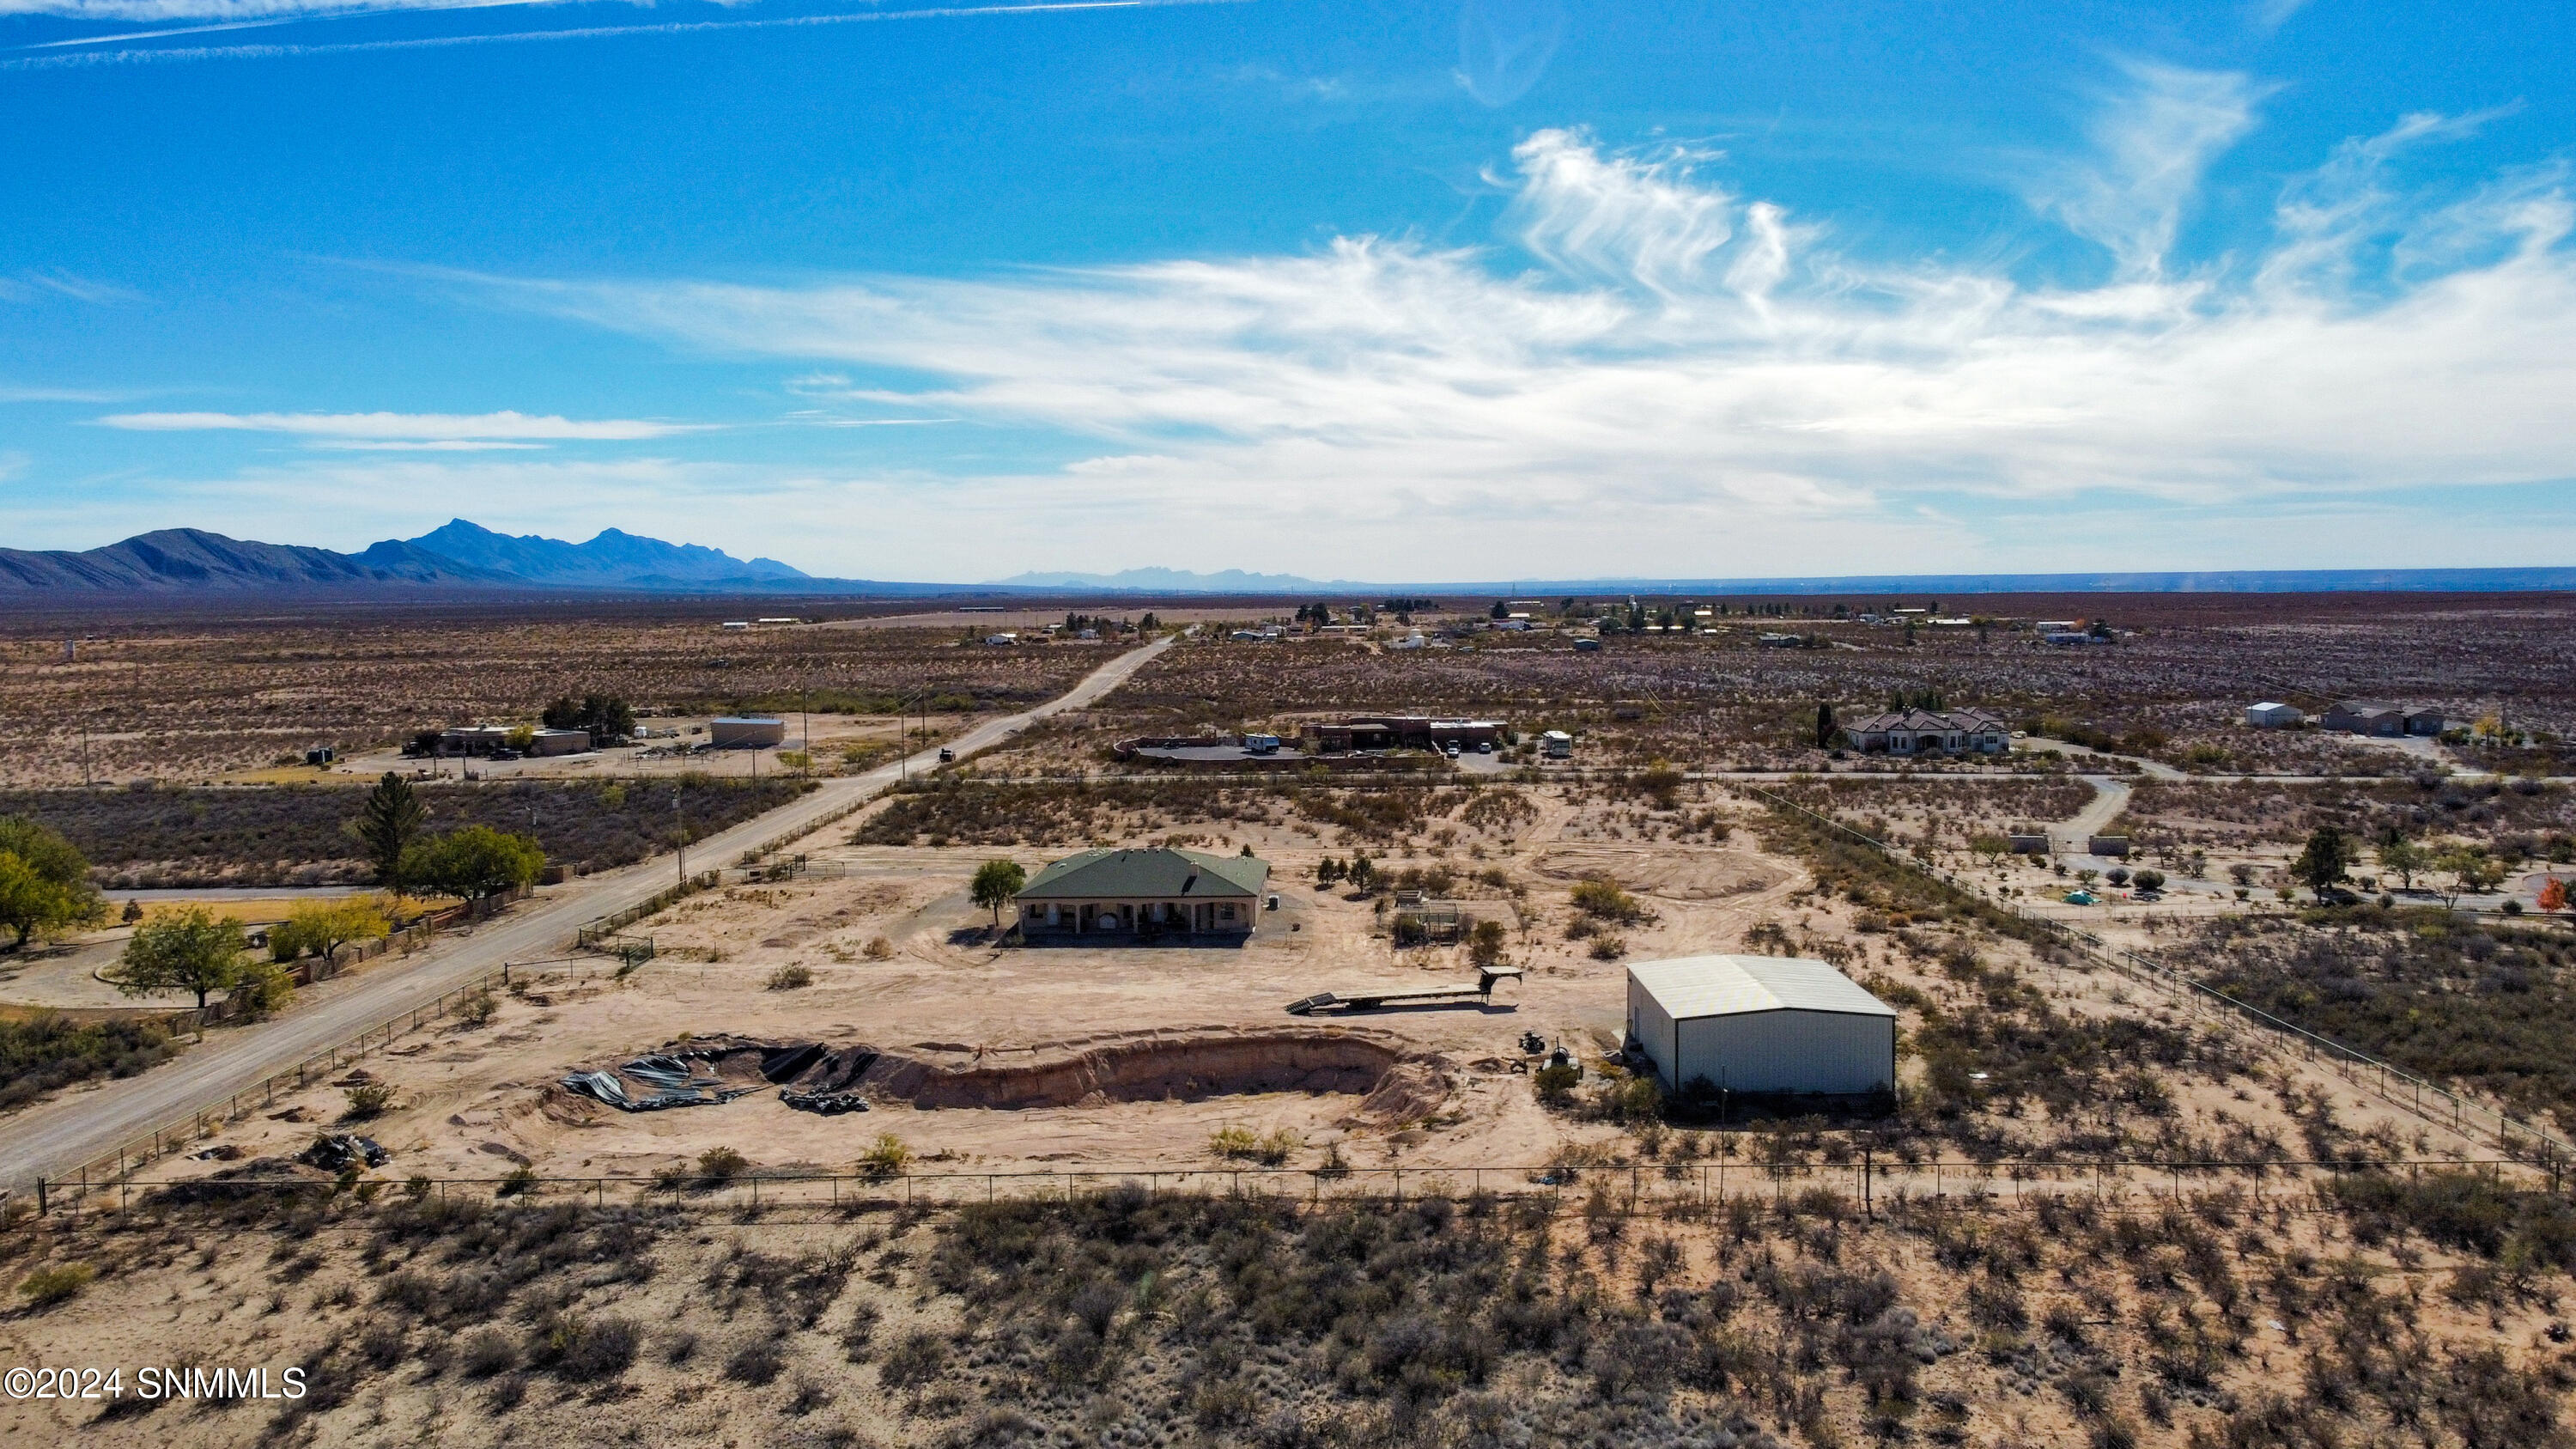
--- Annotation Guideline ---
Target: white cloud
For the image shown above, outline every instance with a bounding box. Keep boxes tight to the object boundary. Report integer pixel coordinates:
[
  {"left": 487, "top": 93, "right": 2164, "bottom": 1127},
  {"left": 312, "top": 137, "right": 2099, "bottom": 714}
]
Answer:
[
  {"left": 1504, "top": 130, "right": 1734, "bottom": 297},
  {"left": 94, "top": 409, "right": 703, "bottom": 441},
  {"left": 2029, "top": 62, "right": 2270, "bottom": 279},
  {"left": 473, "top": 112, "right": 2576, "bottom": 580},
  {"left": 48, "top": 97, "right": 2576, "bottom": 581}
]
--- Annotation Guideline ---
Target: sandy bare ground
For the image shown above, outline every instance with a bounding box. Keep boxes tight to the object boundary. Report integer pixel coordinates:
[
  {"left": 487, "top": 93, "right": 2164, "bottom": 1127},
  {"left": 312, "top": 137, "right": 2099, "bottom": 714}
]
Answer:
[
  {"left": 0, "top": 637, "right": 1177, "bottom": 1193},
  {"left": 124, "top": 779, "right": 2501, "bottom": 1202}
]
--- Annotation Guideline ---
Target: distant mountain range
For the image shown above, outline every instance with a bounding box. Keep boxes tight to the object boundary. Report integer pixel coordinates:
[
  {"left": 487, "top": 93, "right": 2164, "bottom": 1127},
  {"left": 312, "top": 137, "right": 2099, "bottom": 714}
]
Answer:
[
  {"left": 410, "top": 519, "right": 810, "bottom": 589},
  {"left": 3, "top": 522, "right": 2574, "bottom": 599},
  {"left": 0, "top": 521, "right": 875, "bottom": 596}
]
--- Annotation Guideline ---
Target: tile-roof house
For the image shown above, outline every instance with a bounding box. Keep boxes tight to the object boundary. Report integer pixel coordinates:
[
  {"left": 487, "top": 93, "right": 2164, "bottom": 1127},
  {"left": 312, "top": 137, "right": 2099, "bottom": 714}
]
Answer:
[
  {"left": 1014, "top": 847, "right": 1270, "bottom": 937},
  {"left": 1841, "top": 708, "right": 2010, "bottom": 757}
]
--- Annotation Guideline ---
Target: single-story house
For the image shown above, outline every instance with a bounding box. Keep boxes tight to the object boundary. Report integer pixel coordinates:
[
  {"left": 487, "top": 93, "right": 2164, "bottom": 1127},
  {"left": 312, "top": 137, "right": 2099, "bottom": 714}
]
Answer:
[
  {"left": 2321, "top": 701, "right": 2446, "bottom": 737},
  {"left": 436, "top": 724, "right": 516, "bottom": 757},
  {"left": 1015, "top": 847, "right": 1269, "bottom": 938},
  {"left": 1842, "top": 708, "right": 2011, "bottom": 757},
  {"left": 529, "top": 728, "right": 592, "bottom": 757},
  {"left": 2245, "top": 702, "right": 2304, "bottom": 729},
  {"left": 1625, "top": 954, "right": 1898, "bottom": 1095},
  {"left": 1304, "top": 717, "right": 1504, "bottom": 752}
]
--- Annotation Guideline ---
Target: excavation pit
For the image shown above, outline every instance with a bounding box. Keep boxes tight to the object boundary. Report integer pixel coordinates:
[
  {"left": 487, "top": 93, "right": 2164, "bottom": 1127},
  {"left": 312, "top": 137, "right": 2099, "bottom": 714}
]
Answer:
[{"left": 558, "top": 1028, "right": 1448, "bottom": 1123}]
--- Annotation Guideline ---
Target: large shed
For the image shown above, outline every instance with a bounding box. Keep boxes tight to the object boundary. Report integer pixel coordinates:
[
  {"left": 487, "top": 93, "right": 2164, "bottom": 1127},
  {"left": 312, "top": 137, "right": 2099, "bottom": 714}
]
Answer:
[{"left": 1625, "top": 955, "right": 1898, "bottom": 1096}]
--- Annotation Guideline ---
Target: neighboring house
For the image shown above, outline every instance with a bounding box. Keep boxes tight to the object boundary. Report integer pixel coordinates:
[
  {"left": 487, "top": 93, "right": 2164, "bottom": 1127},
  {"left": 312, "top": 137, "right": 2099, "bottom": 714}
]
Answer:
[
  {"left": 1015, "top": 847, "right": 1269, "bottom": 937},
  {"left": 435, "top": 724, "right": 516, "bottom": 757},
  {"left": 1841, "top": 708, "right": 2012, "bottom": 757},
  {"left": 2321, "top": 700, "right": 2445, "bottom": 737},
  {"left": 2245, "top": 702, "right": 2304, "bottom": 729},
  {"left": 1304, "top": 717, "right": 1504, "bottom": 752},
  {"left": 529, "top": 728, "right": 592, "bottom": 757}
]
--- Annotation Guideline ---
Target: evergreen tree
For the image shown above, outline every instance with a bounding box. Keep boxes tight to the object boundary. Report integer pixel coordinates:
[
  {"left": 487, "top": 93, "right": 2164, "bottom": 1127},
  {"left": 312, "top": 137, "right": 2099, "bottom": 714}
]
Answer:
[{"left": 352, "top": 772, "right": 427, "bottom": 890}]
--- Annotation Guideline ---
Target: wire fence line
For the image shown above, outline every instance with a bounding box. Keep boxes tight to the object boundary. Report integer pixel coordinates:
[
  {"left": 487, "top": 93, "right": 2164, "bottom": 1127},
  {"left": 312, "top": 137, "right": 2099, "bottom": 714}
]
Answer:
[
  {"left": 27, "top": 1155, "right": 2560, "bottom": 1224},
  {"left": 16, "top": 957, "right": 625, "bottom": 1221},
  {"left": 1737, "top": 783, "right": 2576, "bottom": 1169}
]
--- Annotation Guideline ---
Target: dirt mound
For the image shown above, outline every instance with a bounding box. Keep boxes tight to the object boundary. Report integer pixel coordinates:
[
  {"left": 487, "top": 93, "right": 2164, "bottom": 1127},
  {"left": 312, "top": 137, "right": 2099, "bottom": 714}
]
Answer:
[
  {"left": 1347, "top": 1060, "right": 1451, "bottom": 1127},
  {"left": 1534, "top": 846, "right": 1786, "bottom": 900},
  {"left": 607, "top": 1028, "right": 1432, "bottom": 1113}
]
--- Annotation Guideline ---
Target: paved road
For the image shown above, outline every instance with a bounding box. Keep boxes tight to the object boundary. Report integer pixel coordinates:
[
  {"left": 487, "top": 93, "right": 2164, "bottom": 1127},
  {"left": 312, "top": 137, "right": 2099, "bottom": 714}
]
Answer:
[{"left": 0, "top": 636, "right": 1175, "bottom": 1193}]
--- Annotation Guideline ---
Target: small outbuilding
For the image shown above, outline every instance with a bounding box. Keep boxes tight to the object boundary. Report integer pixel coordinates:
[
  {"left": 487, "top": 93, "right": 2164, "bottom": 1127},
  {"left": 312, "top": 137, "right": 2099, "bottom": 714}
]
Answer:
[
  {"left": 2245, "top": 702, "right": 2304, "bottom": 729},
  {"left": 1625, "top": 954, "right": 1898, "bottom": 1096},
  {"left": 709, "top": 716, "right": 787, "bottom": 748}
]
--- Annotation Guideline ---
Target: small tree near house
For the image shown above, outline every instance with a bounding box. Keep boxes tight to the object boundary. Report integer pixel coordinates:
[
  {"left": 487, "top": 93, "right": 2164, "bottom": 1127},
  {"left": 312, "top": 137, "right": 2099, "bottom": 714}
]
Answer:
[
  {"left": 970, "top": 859, "right": 1027, "bottom": 932},
  {"left": 118, "top": 907, "right": 249, "bottom": 1010}
]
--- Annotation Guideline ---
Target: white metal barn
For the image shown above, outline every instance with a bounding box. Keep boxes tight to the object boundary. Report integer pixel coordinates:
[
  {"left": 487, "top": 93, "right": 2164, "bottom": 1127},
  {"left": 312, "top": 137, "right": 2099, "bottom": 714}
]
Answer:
[{"left": 1625, "top": 955, "right": 1898, "bottom": 1095}]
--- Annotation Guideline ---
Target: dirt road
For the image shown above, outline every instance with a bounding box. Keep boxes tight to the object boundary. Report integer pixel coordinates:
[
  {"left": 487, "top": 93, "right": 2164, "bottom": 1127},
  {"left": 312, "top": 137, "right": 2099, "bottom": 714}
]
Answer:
[
  {"left": 0, "top": 636, "right": 1174, "bottom": 1193},
  {"left": 2050, "top": 775, "right": 2133, "bottom": 853}
]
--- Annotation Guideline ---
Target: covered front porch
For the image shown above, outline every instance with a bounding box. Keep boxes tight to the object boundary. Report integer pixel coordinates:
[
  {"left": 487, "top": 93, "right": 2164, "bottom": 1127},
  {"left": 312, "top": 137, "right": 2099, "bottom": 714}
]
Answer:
[{"left": 1019, "top": 897, "right": 1249, "bottom": 937}]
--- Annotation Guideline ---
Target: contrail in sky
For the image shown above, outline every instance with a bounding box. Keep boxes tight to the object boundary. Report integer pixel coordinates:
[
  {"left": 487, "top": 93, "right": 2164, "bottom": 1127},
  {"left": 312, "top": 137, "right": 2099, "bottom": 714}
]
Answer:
[{"left": 7, "top": 0, "right": 1248, "bottom": 67}]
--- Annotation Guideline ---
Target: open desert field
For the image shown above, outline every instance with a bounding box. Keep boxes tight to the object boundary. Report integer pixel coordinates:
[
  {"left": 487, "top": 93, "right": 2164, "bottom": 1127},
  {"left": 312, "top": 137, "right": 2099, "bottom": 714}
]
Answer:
[
  {"left": 1078, "top": 592, "right": 2576, "bottom": 776},
  {"left": 8, "top": 596, "right": 2576, "bottom": 1449},
  {"left": 0, "top": 598, "right": 1112, "bottom": 789},
  {"left": 5, "top": 770, "right": 2574, "bottom": 1449}
]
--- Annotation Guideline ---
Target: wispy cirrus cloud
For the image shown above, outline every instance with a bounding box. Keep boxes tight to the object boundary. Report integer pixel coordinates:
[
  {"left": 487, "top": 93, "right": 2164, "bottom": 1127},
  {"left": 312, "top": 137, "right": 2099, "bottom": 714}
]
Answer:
[
  {"left": 67, "top": 83, "right": 2576, "bottom": 581},
  {"left": 0, "top": 270, "right": 143, "bottom": 304},
  {"left": 484, "top": 113, "right": 2576, "bottom": 564},
  {"left": 94, "top": 409, "right": 706, "bottom": 446},
  {"left": 2028, "top": 61, "right": 2274, "bottom": 278}
]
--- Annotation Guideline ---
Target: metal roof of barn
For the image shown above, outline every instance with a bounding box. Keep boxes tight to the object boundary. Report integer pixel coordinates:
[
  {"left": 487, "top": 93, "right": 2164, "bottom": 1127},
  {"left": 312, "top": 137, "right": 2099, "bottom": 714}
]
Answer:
[
  {"left": 1627, "top": 955, "right": 1898, "bottom": 1021},
  {"left": 1015, "top": 848, "right": 1269, "bottom": 901}
]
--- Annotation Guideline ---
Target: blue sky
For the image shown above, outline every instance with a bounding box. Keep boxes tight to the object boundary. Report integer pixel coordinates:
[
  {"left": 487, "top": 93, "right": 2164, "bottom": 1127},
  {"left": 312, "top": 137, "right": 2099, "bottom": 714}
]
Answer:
[{"left": 3, "top": 0, "right": 2573, "bottom": 582}]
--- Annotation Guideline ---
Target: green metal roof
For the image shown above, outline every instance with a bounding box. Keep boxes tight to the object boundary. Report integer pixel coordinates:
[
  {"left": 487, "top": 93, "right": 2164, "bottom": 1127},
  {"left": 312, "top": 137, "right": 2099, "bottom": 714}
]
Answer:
[{"left": 1014, "top": 847, "right": 1269, "bottom": 901}]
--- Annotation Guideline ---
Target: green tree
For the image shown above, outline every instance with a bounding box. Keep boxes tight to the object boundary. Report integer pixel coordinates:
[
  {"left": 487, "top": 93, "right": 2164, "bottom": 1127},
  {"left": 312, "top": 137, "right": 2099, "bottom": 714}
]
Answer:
[
  {"left": 0, "top": 816, "right": 106, "bottom": 951},
  {"left": 1468, "top": 918, "right": 1510, "bottom": 971},
  {"left": 2293, "top": 825, "right": 2357, "bottom": 902},
  {"left": 2377, "top": 837, "right": 2427, "bottom": 891},
  {"left": 2435, "top": 844, "right": 2507, "bottom": 908},
  {"left": 401, "top": 826, "right": 544, "bottom": 903},
  {"left": 118, "top": 907, "right": 248, "bottom": 1009},
  {"left": 544, "top": 693, "right": 635, "bottom": 744},
  {"left": 281, "top": 895, "right": 392, "bottom": 964},
  {"left": 1814, "top": 702, "right": 1838, "bottom": 749},
  {"left": 969, "top": 858, "right": 1027, "bottom": 930},
  {"left": 350, "top": 773, "right": 427, "bottom": 890}
]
